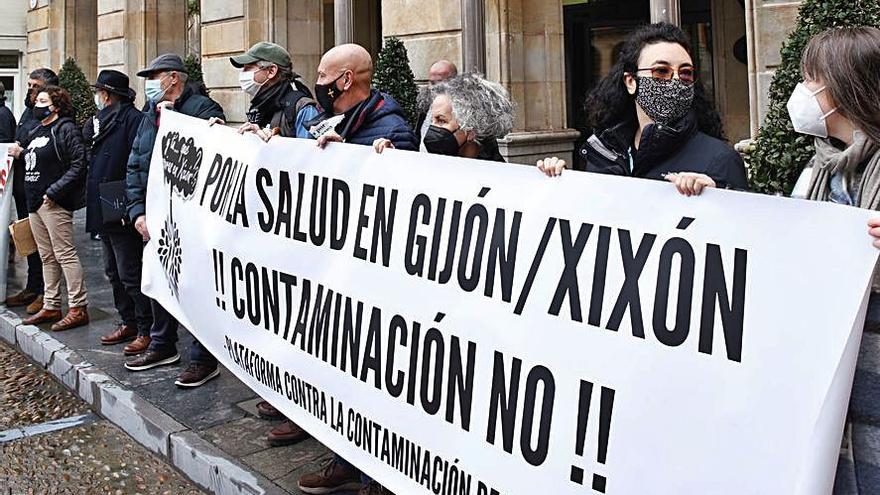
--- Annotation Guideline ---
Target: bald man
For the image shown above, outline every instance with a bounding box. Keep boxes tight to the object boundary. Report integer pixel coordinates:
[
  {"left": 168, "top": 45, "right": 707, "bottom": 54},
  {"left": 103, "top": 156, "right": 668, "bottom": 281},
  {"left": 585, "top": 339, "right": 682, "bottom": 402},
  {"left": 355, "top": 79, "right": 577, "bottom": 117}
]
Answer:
[
  {"left": 428, "top": 59, "right": 458, "bottom": 84},
  {"left": 306, "top": 43, "right": 417, "bottom": 152},
  {"left": 417, "top": 59, "right": 458, "bottom": 151},
  {"left": 298, "top": 45, "right": 406, "bottom": 495}
]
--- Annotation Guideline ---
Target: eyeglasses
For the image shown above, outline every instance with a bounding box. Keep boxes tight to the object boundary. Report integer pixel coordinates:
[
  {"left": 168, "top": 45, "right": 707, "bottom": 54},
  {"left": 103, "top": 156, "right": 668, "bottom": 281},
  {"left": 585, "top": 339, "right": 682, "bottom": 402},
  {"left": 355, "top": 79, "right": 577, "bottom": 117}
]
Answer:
[{"left": 637, "top": 65, "right": 696, "bottom": 85}]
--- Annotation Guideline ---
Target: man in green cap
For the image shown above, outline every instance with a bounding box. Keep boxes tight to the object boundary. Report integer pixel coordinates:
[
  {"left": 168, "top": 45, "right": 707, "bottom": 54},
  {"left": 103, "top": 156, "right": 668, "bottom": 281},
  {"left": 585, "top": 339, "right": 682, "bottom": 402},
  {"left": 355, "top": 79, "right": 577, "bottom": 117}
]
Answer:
[
  {"left": 217, "top": 41, "right": 318, "bottom": 447},
  {"left": 211, "top": 41, "right": 318, "bottom": 141}
]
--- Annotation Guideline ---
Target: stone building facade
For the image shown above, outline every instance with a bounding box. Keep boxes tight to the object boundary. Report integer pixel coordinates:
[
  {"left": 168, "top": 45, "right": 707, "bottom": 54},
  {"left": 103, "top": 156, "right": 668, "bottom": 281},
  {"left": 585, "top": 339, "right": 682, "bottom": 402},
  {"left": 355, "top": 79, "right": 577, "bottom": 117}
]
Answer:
[{"left": 2, "top": 0, "right": 800, "bottom": 164}]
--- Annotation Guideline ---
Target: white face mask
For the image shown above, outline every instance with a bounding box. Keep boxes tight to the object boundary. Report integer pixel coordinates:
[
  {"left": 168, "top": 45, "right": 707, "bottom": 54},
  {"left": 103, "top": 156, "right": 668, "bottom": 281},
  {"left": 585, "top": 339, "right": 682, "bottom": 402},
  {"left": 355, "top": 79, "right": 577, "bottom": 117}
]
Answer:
[
  {"left": 787, "top": 82, "right": 838, "bottom": 138},
  {"left": 239, "top": 68, "right": 265, "bottom": 97},
  {"left": 94, "top": 92, "right": 106, "bottom": 111}
]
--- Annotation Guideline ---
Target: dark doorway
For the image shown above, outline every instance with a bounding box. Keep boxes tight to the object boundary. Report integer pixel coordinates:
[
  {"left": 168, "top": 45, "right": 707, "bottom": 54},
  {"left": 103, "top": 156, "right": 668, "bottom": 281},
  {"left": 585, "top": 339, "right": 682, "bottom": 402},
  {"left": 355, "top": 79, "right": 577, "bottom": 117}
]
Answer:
[{"left": 563, "top": 0, "right": 650, "bottom": 135}]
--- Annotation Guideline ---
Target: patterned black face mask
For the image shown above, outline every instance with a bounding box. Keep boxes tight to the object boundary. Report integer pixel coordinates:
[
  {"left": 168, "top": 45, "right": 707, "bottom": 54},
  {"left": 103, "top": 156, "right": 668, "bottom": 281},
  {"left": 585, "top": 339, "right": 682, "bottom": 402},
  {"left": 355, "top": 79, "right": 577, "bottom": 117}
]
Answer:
[{"left": 635, "top": 76, "right": 694, "bottom": 125}]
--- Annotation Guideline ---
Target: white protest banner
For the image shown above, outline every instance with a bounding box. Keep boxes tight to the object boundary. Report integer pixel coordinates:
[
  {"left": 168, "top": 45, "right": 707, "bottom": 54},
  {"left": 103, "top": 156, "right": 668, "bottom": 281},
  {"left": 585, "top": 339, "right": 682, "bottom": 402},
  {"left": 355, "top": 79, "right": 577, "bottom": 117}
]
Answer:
[
  {"left": 142, "top": 110, "right": 878, "bottom": 494},
  {"left": 0, "top": 144, "right": 14, "bottom": 301}
]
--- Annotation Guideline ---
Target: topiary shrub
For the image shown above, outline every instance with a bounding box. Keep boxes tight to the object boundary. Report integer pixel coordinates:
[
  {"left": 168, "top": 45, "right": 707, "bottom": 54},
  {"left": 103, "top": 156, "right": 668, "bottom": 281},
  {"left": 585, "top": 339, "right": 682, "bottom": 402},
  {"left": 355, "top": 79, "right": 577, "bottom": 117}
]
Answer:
[
  {"left": 58, "top": 57, "right": 96, "bottom": 126},
  {"left": 373, "top": 37, "right": 419, "bottom": 128},
  {"left": 748, "top": 0, "right": 880, "bottom": 195}
]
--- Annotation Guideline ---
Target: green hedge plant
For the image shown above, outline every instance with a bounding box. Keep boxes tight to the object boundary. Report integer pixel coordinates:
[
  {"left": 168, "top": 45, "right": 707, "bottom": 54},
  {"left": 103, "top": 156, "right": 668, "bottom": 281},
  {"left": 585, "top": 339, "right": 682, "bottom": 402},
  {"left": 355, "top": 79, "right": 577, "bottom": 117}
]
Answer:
[{"left": 748, "top": 0, "right": 880, "bottom": 194}]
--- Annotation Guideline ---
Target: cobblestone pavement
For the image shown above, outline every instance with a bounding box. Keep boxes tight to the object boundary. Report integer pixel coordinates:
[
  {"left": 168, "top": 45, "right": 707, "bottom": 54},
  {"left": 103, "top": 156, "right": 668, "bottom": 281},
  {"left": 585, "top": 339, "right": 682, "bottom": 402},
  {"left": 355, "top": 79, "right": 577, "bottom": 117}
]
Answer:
[{"left": 0, "top": 340, "right": 205, "bottom": 494}]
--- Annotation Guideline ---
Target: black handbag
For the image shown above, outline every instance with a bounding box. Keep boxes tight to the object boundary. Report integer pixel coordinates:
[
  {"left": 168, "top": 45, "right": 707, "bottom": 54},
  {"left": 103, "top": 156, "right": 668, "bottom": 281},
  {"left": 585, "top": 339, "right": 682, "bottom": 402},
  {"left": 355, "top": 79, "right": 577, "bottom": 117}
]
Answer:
[{"left": 98, "top": 180, "right": 128, "bottom": 226}]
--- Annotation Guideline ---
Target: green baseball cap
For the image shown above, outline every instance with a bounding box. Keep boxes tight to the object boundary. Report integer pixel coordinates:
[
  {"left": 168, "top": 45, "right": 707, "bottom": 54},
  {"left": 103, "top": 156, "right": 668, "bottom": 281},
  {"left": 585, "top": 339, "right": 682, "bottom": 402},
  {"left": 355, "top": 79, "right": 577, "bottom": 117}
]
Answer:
[{"left": 230, "top": 42, "right": 292, "bottom": 69}]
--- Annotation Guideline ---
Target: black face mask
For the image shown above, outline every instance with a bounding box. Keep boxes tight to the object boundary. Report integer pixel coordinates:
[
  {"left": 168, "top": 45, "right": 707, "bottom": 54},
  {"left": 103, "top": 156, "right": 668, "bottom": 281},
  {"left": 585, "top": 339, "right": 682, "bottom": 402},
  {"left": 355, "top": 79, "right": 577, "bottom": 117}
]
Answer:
[
  {"left": 423, "top": 125, "right": 462, "bottom": 156},
  {"left": 314, "top": 72, "right": 347, "bottom": 114},
  {"left": 32, "top": 105, "right": 53, "bottom": 122},
  {"left": 24, "top": 88, "right": 37, "bottom": 108}
]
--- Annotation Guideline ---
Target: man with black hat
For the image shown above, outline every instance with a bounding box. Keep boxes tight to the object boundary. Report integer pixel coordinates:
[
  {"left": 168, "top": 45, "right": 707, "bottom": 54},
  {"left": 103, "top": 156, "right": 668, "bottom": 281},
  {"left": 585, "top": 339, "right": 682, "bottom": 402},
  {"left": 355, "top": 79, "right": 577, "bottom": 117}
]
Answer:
[
  {"left": 82, "top": 69, "right": 154, "bottom": 355},
  {"left": 216, "top": 41, "right": 318, "bottom": 141},
  {"left": 5, "top": 68, "right": 59, "bottom": 314},
  {"left": 123, "top": 54, "right": 226, "bottom": 389}
]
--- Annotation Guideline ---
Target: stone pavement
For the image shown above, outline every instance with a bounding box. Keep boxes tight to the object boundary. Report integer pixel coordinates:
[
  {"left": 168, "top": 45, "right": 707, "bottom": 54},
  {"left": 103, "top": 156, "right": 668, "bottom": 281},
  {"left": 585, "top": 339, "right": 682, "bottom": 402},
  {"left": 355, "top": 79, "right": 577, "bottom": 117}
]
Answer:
[{"left": 0, "top": 211, "right": 355, "bottom": 495}]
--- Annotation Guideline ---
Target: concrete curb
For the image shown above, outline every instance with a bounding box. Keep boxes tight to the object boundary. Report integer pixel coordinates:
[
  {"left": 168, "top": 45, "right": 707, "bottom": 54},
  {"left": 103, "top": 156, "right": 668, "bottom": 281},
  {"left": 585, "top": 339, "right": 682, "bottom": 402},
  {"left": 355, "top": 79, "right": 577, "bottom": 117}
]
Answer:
[{"left": 0, "top": 310, "right": 279, "bottom": 495}]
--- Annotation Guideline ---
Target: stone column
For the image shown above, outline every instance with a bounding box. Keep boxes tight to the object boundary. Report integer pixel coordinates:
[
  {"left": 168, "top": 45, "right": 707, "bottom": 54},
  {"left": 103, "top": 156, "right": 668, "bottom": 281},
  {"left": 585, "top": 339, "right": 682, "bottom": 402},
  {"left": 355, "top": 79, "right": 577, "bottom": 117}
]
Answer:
[
  {"left": 650, "top": 0, "right": 681, "bottom": 25},
  {"left": 97, "top": 0, "right": 186, "bottom": 107},
  {"left": 201, "top": 0, "right": 323, "bottom": 125},
  {"left": 460, "top": 0, "right": 486, "bottom": 73},
  {"left": 484, "top": 0, "right": 579, "bottom": 165},
  {"left": 744, "top": 0, "right": 800, "bottom": 136},
  {"left": 335, "top": 0, "right": 354, "bottom": 45},
  {"left": 27, "top": 0, "right": 97, "bottom": 78},
  {"left": 381, "top": 0, "right": 462, "bottom": 83}
]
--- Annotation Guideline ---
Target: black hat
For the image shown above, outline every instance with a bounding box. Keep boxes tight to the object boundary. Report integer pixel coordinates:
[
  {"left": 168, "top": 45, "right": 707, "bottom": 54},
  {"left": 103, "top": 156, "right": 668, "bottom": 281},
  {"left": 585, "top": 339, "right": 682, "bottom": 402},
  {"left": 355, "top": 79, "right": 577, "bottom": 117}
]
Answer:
[
  {"left": 91, "top": 70, "right": 135, "bottom": 99},
  {"left": 137, "top": 53, "right": 187, "bottom": 77}
]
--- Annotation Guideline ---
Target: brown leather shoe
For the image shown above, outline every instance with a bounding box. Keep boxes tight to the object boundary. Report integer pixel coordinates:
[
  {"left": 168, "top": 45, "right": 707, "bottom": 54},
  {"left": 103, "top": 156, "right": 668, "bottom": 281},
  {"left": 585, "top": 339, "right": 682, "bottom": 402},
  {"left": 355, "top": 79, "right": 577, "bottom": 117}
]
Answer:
[
  {"left": 100, "top": 324, "right": 137, "bottom": 345},
  {"left": 123, "top": 335, "right": 151, "bottom": 356},
  {"left": 256, "top": 401, "right": 284, "bottom": 419},
  {"left": 50, "top": 306, "right": 89, "bottom": 332},
  {"left": 5, "top": 290, "right": 37, "bottom": 307},
  {"left": 267, "top": 420, "right": 310, "bottom": 446},
  {"left": 26, "top": 295, "right": 43, "bottom": 315},
  {"left": 22, "top": 308, "right": 62, "bottom": 326},
  {"left": 298, "top": 458, "right": 361, "bottom": 494}
]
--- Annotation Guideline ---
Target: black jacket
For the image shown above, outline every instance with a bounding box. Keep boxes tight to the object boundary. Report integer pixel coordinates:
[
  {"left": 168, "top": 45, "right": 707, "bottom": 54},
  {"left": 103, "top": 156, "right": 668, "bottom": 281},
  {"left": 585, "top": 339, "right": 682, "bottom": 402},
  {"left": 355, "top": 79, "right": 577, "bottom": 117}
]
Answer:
[
  {"left": 247, "top": 79, "right": 315, "bottom": 137},
  {"left": 13, "top": 107, "right": 39, "bottom": 186},
  {"left": 126, "top": 85, "right": 225, "bottom": 221},
  {"left": 579, "top": 112, "right": 748, "bottom": 190},
  {"left": 31, "top": 117, "right": 88, "bottom": 211},
  {"left": 83, "top": 101, "right": 144, "bottom": 232},
  {"left": 0, "top": 103, "right": 15, "bottom": 143}
]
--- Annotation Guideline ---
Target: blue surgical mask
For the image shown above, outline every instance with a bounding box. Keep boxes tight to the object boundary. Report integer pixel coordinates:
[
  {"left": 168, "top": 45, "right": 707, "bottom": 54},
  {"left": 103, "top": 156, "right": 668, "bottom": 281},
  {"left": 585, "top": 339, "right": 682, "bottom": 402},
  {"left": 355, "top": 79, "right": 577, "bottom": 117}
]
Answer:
[{"left": 144, "top": 76, "right": 168, "bottom": 103}]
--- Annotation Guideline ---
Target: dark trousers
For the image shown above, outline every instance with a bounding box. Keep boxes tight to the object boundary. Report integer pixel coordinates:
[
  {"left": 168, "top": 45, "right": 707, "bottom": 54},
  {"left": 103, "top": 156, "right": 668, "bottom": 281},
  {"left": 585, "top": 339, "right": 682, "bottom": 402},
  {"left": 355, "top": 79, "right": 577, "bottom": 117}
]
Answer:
[
  {"left": 147, "top": 299, "right": 216, "bottom": 367},
  {"left": 101, "top": 228, "right": 152, "bottom": 336},
  {"left": 12, "top": 174, "right": 43, "bottom": 294}
]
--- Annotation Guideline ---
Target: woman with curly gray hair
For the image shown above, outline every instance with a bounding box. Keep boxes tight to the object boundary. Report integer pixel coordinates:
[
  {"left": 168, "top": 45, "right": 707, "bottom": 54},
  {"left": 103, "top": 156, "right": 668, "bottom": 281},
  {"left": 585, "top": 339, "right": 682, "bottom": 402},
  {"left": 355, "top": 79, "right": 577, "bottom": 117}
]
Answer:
[{"left": 374, "top": 73, "right": 515, "bottom": 161}]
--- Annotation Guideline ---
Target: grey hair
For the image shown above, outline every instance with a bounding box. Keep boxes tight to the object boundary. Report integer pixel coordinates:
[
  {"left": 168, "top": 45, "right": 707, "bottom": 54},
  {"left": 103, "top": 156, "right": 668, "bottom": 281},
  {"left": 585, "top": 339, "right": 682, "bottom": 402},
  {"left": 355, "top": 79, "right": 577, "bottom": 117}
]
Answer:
[
  {"left": 430, "top": 73, "right": 516, "bottom": 139},
  {"left": 257, "top": 60, "right": 294, "bottom": 81}
]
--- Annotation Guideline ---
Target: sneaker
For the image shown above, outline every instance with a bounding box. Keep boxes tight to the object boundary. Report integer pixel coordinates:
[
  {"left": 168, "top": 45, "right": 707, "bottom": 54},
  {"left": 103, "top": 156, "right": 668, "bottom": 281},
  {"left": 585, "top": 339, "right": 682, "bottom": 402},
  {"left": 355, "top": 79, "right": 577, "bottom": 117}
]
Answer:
[
  {"left": 267, "top": 420, "right": 310, "bottom": 446},
  {"left": 124, "top": 348, "right": 180, "bottom": 371},
  {"left": 174, "top": 363, "right": 220, "bottom": 388},
  {"left": 359, "top": 481, "right": 393, "bottom": 495},
  {"left": 298, "top": 458, "right": 362, "bottom": 494}
]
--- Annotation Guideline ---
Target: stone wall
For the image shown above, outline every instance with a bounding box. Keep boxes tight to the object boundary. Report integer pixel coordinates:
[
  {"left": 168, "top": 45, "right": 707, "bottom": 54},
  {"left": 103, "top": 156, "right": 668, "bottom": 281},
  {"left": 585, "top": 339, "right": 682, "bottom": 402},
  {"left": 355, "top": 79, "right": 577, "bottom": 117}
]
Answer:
[
  {"left": 96, "top": 0, "right": 186, "bottom": 108},
  {"left": 26, "top": 0, "right": 97, "bottom": 79},
  {"left": 380, "top": 0, "right": 462, "bottom": 82},
  {"left": 201, "top": 0, "right": 325, "bottom": 125},
  {"left": 485, "top": 0, "right": 578, "bottom": 165},
  {"left": 745, "top": 0, "right": 800, "bottom": 136}
]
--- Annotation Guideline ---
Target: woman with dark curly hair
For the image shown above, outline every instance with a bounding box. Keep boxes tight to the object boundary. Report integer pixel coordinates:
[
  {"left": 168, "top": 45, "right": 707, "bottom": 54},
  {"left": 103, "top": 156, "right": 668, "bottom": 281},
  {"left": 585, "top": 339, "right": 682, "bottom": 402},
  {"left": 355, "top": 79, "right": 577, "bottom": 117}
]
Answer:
[
  {"left": 7, "top": 85, "right": 89, "bottom": 331},
  {"left": 537, "top": 22, "right": 747, "bottom": 195}
]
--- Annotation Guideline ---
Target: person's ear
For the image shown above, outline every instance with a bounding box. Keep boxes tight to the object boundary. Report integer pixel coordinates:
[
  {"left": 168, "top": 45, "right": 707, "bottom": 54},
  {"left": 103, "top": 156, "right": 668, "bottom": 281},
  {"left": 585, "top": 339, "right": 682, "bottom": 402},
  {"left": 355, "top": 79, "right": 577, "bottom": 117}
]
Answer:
[
  {"left": 624, "top": 72, "right": 637, "bottom": 96},
  {"left": 266, "top": 65, "right": 279, "bottom": 81},
  {"left": 342, "top": 70, "right": 353, "bottom": 91}
]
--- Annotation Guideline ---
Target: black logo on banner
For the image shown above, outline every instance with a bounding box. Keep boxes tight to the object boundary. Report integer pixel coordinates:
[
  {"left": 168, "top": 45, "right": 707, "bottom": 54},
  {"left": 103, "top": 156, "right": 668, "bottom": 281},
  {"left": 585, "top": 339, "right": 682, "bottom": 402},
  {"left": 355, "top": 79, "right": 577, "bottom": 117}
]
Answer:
[
  {"left": 161, "top": 131, "right": 203, "bottom": 200},
  {"left": 158, "top": 202, "right": 182, "bottom": 299}
]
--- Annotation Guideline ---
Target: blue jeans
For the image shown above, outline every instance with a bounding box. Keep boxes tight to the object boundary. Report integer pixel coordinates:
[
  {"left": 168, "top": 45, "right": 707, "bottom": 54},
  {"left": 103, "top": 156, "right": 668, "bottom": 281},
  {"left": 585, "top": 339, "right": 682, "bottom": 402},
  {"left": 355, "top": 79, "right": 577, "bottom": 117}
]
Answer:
[
  {"left": 147, "top": 299, "right": 216, "bottom": 366},
  {"left": 835, "top": 292, "right": 880, "bottom": 494}
]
